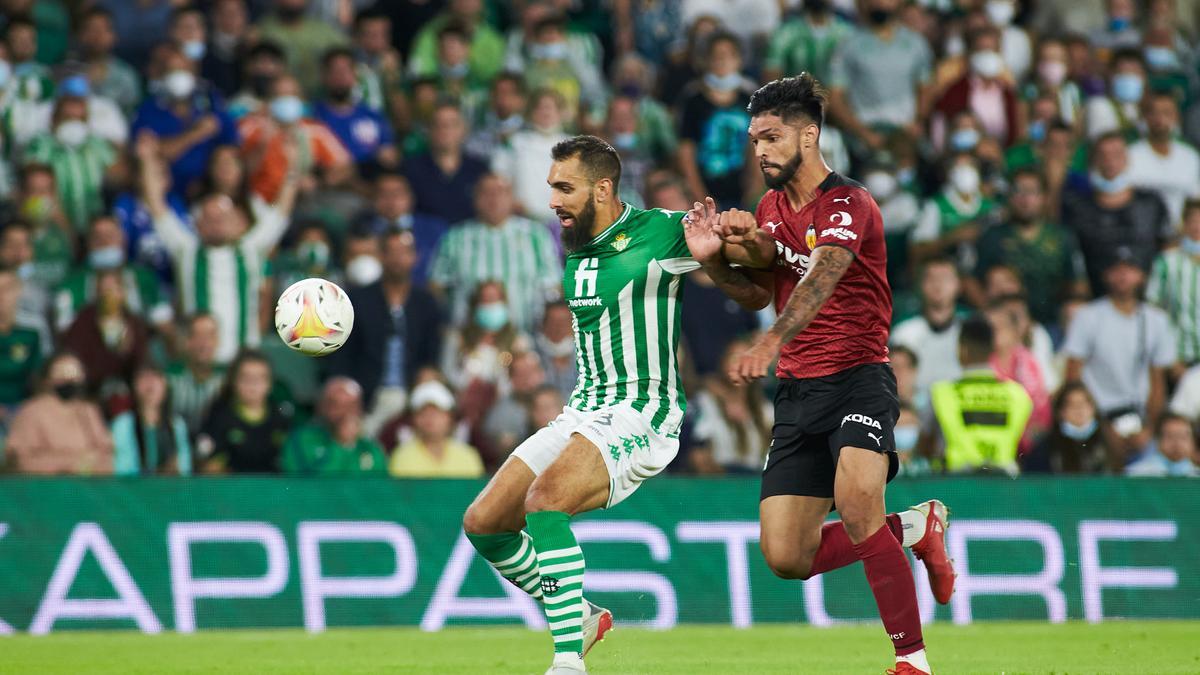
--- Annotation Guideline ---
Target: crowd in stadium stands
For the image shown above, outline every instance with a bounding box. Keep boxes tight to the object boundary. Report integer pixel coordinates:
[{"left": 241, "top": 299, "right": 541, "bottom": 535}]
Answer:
[{"left": 0, "top": 0, "right": 1198, "bottom": 479}]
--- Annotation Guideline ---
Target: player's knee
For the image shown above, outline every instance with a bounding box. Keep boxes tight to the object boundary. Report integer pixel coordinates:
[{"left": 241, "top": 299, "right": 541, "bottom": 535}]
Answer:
[
  {"left": 761, "top": 539, "right": 817, "bottom": 580},
  {"left": 462, "top": 503, "right": 498, "bottom": 535},
  {"left": 523, "top": 484, "right": 561, "bottom": 514},
  {"left": 838, "top": 504, "right": 877, "bottom": 543}
]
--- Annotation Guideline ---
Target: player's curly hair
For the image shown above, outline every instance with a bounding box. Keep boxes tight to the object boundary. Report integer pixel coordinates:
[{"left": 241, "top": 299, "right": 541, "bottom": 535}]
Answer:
[
  {"left": 551, "top": 135, "right": 622, "bottom": 193},
  {"left": 747, "top": 74, "right": 827, "bottom": 128}
]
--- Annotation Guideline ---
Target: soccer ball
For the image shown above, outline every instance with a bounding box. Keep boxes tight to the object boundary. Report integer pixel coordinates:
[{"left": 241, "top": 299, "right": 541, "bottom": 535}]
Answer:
[{"left": 274, "top": 278, "right": 355, "bottom": 356}]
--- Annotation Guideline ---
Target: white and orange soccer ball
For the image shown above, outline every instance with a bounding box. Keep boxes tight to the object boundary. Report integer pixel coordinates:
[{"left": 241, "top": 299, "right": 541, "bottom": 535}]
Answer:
[{"left": 274, "top": 278, "right": 355, "bottom": 356}]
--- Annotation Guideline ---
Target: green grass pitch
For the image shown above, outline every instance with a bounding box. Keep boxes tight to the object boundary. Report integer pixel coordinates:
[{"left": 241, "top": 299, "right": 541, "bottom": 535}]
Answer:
[{"left": 2, "top": 621, "right": 1197, "bottom": 674}]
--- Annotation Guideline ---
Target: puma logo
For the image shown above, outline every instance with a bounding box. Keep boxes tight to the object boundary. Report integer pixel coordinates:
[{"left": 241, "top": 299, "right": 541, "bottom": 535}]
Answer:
[
  {"left": 833, "top": 196, "right": 851, "bottom": 204},
  {"left": 933, "top": 520, "right": 943, "bottom": 534},
  {"left": 764, "top": 221, "right": 780, "bottom": 233},
  {"left": 867, "top": 432, "right": 883, "bottom": 447}
]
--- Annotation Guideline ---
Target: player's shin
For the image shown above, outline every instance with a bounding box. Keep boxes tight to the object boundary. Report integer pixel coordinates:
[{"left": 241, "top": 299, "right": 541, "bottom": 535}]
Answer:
[
  {"left": 853, "top": 525, "right": 925, "bottom": 658},
  {"left": 465, "top": 531, "right": 544, "bottom": 601},
  {"left": 526, "top": 511, "right": 587, "bottom": 660}
]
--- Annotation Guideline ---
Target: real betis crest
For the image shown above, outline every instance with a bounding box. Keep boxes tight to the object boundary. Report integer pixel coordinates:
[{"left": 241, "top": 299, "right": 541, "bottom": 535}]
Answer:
[{"left": 612, "top": 232, "right": 630, "bottom": 251}]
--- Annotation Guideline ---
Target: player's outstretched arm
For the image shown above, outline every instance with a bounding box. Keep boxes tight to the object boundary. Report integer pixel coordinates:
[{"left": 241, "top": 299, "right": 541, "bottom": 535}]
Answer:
[
  {"left": 684, "top": 198, "right": 773, "bottom": 311},
  {"left": 728, "top": 245, "right": 854, "bottom": 385}
]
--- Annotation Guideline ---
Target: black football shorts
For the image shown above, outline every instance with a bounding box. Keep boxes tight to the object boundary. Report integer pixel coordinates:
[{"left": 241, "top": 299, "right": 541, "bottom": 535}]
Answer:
[{"left": 760, "top": 362, "right": 900, "bottom": 501}]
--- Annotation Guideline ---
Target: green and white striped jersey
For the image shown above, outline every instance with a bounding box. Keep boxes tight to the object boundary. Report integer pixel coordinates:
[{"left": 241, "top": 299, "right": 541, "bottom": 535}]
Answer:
[
  {"left": 564, "top": 204, "right": 698, "bottom": 437},
  {"left": 1147, "top": 248, "right": 1200, "bottom": 363}
]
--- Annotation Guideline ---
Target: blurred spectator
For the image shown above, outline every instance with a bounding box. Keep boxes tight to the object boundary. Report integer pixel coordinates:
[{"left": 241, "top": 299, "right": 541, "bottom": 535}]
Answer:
[
  {"left": 912, "top": 153, "right": 998, "bottom": 272},
  {"left": 893, "top": 258, "right": 964, "bottom": 395},
  {"left": 259, "top": 0, "right": 349, "bottom": 97},
  {"left": 1125, "top": 413, "right": 1199, "bottom": 477},
  {"left": 510, "top": 11, "right": 602, "bottom": 125},
  {"left": 481, "top": 351, "right": 546, "bottom": 463},
  {"left": 1062, "top": 133, "right": 1172, "bottom": 294},
  {"left": 328, "top": 230, "right": 443, "bottom": 434},
  {"left": 763, "top": 0, "right": 853, "bottom": 85},
  {"left": 828, "top": 0, "right": 932, "bottom": 155},
  {"left": 282, "top": 376, "right": 387, "bottom": 475},
  {"left": 1147, "top": 200, "right": 1200, "bottom": 367},
  {"left": 73, "top": 7, "right": 142, "bottom": 116},
  {"left": 430, "top": 174, "right": 562, "bottom": 332},
  {"left": 466, "top": 72, "right": 528, "bottom": 159},
  {"left": 167, "top": 313, "right": 223, "bottom": 436},
  {"left": 59, "top": 268, "right": 150, "bottom": 402},
  {"left": 533, "top": 301, "right": 578, "bottom": 403},
  {"left": 97, "top": 0, "right": 174, "bottom": 66},
  {"left": 932, "top": 26, "right": 1021, "bottom": 149},
  {"left": 974, "top": 169, "right": 1090, "bottom": 326},
  {"left": 272, "top": 220, "right": 342, "bottom": 292},
  {"left": 680, "top": 0, "right": 780, "bottom": 46},
  {"left": 196, "top": 349, "right": 291, "bottom": 473},
  {"left": 353, "top": 172, "right": 447, "bottom": 286},
  {"left": 0, "top": 268, "right": 40, "bottom": 411},
  {"left": 428, "top": 21, "right": 489, "bottom": 123},
  {"left": 861, "top": 161, "right": 920, "bottom": 293},
  {"left": 1128, "top": 92, "right": 1200, "bottom": 227},
  {"left": 1169, "top": 362, "right": 1200, "bottom": 421},
  {"left": 609, "top": 55, "right": 679, "bottom": 165},
  {"left": 985, "top": 0, "right": 1032, "bottom": 82},
  {"left": 890, "top": 345, "right": 920, "bottom": 412},
  {"left": 441, "top": 280, "right": 532, "bottom": 393},
  {"left": 928, "top": 313, "right": 1032, "bottom": 475},
  {"left": 677, "top": 30, "right": 756, "bottom": 207},
  {"left": 140, "top": 132, "right": 297, "bottom": 364},
  {"left": 390, "top": 379, "right": 485, "bottom": 477},
  {"left": 408, "top": 0, "right": 505, "bottom": 83},
  {"left": 1064, "top": 254, "right": 1176, "bottom": 461},
  {"left": 314, "top": 48, "right": 400, "bottom": 172},
  {"left": 402, "top": 102, "right": 486, "bottom": 225},
  {"left": 681, "top": 268, "right": 761, "bottom": 378},
  {"left": 604, "top": 96, "right": 653, "bottom": 207},
  {"left": 239, "top": 74, "right": 353, "bottom": 203},
  {"left": 228, "top": 42, "right": 289, "bottom": 121},
  {"left": 168, "top": 5, "right": 207, "bottom": 69},
  {"left": 614, "top": 0, "right": 684, "bottom": 67},
  {"left": 895, "top": 403, "right": 931, "bottom": 476},
  {"left": 986, "top": 299, "right": 1051, "bottom": 442},
  {"left": 3, "top": 18, "right": 48, "bottom": 83},
  {"left": 204, "top": 0, "right": 252, "bottom": 97},
  {"left": 10, "top": 165, "right": 75, "bottom": 290},
  {"left": 691, "top": 339, "right": 772, "bottom": 474},
  {"left": 1084, "top": 48, "right": 1146, "bottom": 140},
  {"left": 1022, "top": 37, "right": 1084, "bottom": 129},
  {"left": 350, "top": 8, "right": 404, "bottom": 116},
  {"left": 5, "top": 351, "right": 113, "bottom": 475},
  {"left": 2, "top": 0, "right": 67, "bottom": 65},
  {"left": 529, "top": 383, "right": 565, "bottom": 431},
  {"left": 1027, "top": 382, "right": 1115, "bottom": 473},
  {"left": 0, "top": 223, "right": 50, "bottom": 352},
  {"left": 492, "top": 90, "right": 570, "bottom": 224},
  {"left": 1141, "top": 24, "right": 1192, "bottom": 108},
  {"left": 113, "top": 147, "right": 190, "bottom": 289},
  {"left": 131, "top": 46, "right": 239, "bottom": 198},
  {"left": 1088, "top": 0, "right": 1142, "bottom": 53},
  {"left": 341, "top": 227, "right": 382, "bottom": 287},
  {"left": 111, "top": 365, "right": 192, "bottom": 476},
  {"left": 1004, "top": 121, "right": 1082, "bottom": 215},
  {"left": 993, "top": 290, "right": 1060, "bottom": 393},
  {"left": 54, "top": 215, "right": 172, "bottom": 334},
  {"left": 21, "top": 95, "right": 118, "bottom": 232},
  {"left": 657, "top": 14, "right": 720, "bottom": 105}
]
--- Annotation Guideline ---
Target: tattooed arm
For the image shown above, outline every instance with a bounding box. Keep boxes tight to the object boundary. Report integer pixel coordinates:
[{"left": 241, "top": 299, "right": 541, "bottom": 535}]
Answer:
[
  {"left": 728, "top": 245, "right": 855, "bottom": 385},
  {"left": 684, "top": 197, "right": 774, "bottom": 311}
]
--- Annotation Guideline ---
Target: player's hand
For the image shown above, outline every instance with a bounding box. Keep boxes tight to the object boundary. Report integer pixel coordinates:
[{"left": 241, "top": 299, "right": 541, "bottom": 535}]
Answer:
[
  {"left": 715, "top": 209, "right": 759, "bottom": 245},
  {"left": 727, "top": 334, "right": 780, "bottom": 386},
  {"left": 683, "top": 196, "right": 722, "bottom": 263}
]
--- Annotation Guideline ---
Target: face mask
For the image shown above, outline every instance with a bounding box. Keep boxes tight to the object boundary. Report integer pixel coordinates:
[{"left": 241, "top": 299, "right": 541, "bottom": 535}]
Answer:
[
  {"left": 164, "top": 70, "right": 196, "bottom": 99},
  {"left": 530, "top": 42, "right": 569, "bottom": 61},
  {"left": 298, "top": 241, "right": 330, "bottom": 269},
  {"left": 612, "top": 132, "right": 637, "bottom": 151},
  {"left": 864, "top": 171, "right": 898, "bottom": 199},
  {"left": 985, "top": 1, "right": 1015, "bottom": 25},
  {"left": 1144, "top": 46, "right": 1179, "bottom": 71},
  {"left": 894, "top": 425, "right": 919, "bottom": 452},
  {"left": 1111, "top": 73, "right": 1143, "bottom": 103},
  {"left": 1028, "top": 119, "right": 1047, "bottom": 143},
  {"left": 269, "top": 95, "right": 305, "bottom": 124},
  {"left": 949, "top": 127, "right": 980, "bottom": 152},
  {"left": 440, "top": 62, "right": 469, "bottom": 79},
  {"left": 1090, "top": 169, "right": 1130, "bottom": 194},
  {"left": 1060, "top": 419, "right": 1097, "bottom": 441},
  {"left": 867, "top": 8, "right": 893, "bottom": 26},
  {"left": 1038, "top": 60, "right": 1068, "bottom": 87},
  {"left": 896, "top": 167, "right": 916, "bottom": 187},
  {"left": 0, "top": 60, "right": 10, "bottom": 88},
  {"left": 345, "top": 255, "right": 382, "bottom": 286},
  {"left": 949, "top": 164, "right": 981, "bottom": 195},
  {"left": 704, "top": 72, "right": 743, "bottom": 93},
  {"left": 970, "top": 50, "right": 1005, "bottom": 79},
  {"left": 55, "top": 120, "right": 89, "bottom": 148},
  {"left": 16, "top": 262, "right": 34, "bottom": 280},
  {"left": 1109, "top": 16, "right": 1130, "bottom": 32},
  {"left": 475, "top": 302, "right": 510, "bottom": 331},
  {"left": 498, "top": 113, "right": 524, "bottom": 132},
  {"left": 89, "top": 246, "right": 125, "bottom": 269},
  {"left": 542, "top": 335, "right": 574, "bottom": 358},
  {"left": 53, "top": 382, "right": 84, "bottom": 400},
  {"left": 944, "top": 35, "right": 965, "bottom": 58},
  {"left": 182, "top": 40, "right": 206, "bottom": 62},
  {"left": 1180, "top": 237, "right": 1200, "bottom": 256},
  {"left": 250, "top": 74, "right": 275, "bottom": 98}
]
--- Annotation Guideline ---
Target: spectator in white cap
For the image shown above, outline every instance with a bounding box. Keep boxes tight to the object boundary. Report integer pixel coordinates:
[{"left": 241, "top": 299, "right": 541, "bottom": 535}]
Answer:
[{"left": 389, "top": 380, "right": 484, "bottom": 478}]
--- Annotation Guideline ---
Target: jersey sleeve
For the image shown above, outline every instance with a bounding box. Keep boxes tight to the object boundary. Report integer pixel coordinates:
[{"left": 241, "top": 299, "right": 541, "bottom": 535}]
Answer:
[
  {"left": 812, "top": 186, "right": 873, "bottom": 256},
  {"left": 651, "top": 208, "right": 700, "bottom": 274}
]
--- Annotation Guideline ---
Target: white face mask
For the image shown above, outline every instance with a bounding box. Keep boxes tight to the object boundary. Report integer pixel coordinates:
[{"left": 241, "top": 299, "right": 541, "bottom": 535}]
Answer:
[
  {"left": 985, "top": 1, "right": 1015, "bottom": 25},
  {"left": 55, "top": 120, "right": 90, "bottom": 148},
  {"left": 345, "top": 255, "right": 382, "bottom": 286},
  {"left": 864, "top": 172, "right": 898, "bottom": 199},
  {"left": 164, "top": 70, "right": 196, "bottom": 99},
  {"left": 949, "top": 164, "right": 981, "bottom": 195},
  {"left": 1038, "top": 60, "right": 1068, "bottom": 87},
  {"left": 970, "top": 50, "right": 1006, "bottom": 79}
]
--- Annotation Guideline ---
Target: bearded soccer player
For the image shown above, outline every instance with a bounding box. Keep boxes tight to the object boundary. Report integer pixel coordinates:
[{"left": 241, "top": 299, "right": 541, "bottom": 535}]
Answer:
[
  {"left": 462, "top": 136, "right": 706, "bottom": 675},
  {"left": 684, "top": 75, "right": 957, "bottom": 675}
]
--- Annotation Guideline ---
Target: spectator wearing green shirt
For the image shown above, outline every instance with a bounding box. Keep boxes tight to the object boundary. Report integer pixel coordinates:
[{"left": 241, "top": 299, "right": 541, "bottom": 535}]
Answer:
[
  {"left": 21, "top": 95, "right": 117, "bottom": 232},
  {"left": 0, "top": 268, "right": 41, "bottom": 410},
  {"left": 610, "top": 54, "right": 678, "bottom": 165},
  {"left": 283, "top": 377, "right": 387, "bottom": 475},
  {"left": 408, "top": 0, "right": 506, "bottom": 84},
  {"left": 10, "top": 164, "right": 75, "bottom": 290},
  {"left": 167, "top": 313, "right": 225, "bottom": 436},
  {"left": 259, "top": 0, "right": 349, "bottom": 97},
  {"left": 73, "top": 8, "right": 142, "bottom": 116},
  {"left": 910, "top": 153, "right": 999, "bottom": 272},
  {"left": 762, "top": 0, "right": 854, "bottom": 84},
  {"left": 972, "top": 169, "right": 1090, "bottom": 326},
  {"left": 350, "top": 8, "right": 405, "bottom": 117},
  {"left": 112, "top": 366, "right": 192, "bottom": 476}
]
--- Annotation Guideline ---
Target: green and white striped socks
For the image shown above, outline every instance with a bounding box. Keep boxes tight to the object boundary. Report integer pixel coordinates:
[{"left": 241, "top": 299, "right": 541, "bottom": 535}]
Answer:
[
  {"left": 525, "top": 511, "right": 586, "bottom": 657},
  {"left": 465, "top": 531, "right": 544, "bottom": 601}
]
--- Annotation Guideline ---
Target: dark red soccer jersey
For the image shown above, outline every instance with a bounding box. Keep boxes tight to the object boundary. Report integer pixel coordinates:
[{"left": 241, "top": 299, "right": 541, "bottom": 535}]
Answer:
[{"left": 756, "top": 172, "right": 892, "bottom": 379}]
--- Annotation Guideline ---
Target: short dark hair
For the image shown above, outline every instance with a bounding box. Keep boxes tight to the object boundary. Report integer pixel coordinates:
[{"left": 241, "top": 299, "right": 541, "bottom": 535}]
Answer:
[
  {"left": 1111, "top": 47, "right": 1145, "bottom": 70},
  {"left": 492, "top": 71, "right": 525, "bottom": 93},
  {"left": 747, "top": 74, "right": 826, "bottom": 127},
  {"left": 1157, "top": 412, "right": 1196, "bottom": 438},
  {"left": 1090, "top": 130, "right": 1127, "bottom": 161},
  {"left": 438, "top": 19, "right": 472, "bottom": 42},
  {"left": 551, "top": 135, "right": 622, "bottom": 193},
  {"left": 959, "top": 314, "right": 995, "bottom": 364},
  {"left": 704, "top": 29, "right": 741, "bottom": 59},
  {"left": 247, "top": 41, "right": 287, "bottom": 63},
  {"left": 353, "top": 7, "right": 390, "bottom": 29},
  {"left": 1182, "top": 198, "right": 1200, "bottom": 219},
  {"left": 78, "top": 7, "right": 114, "bottom": 30},
  {"left": 321, "top": 46, "right": 356, "bottom": 70},
  {"left": 1010, "top": 167, "right": 1046, "bottom": 190}
]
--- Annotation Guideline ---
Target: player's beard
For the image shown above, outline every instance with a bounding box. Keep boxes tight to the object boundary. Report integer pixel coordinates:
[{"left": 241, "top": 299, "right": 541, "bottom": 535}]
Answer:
[
  {"left": 761, "top": 147, "right": 803, "bottom": 190},
  {"left": 559, "top": 197, "right": 598, "bottom": 253}
]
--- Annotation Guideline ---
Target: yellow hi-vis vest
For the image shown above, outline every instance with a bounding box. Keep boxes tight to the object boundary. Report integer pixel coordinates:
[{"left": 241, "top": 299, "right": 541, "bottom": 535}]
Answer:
[{"left": 930, "top": 368, "right": 1033, "bottom": 473}]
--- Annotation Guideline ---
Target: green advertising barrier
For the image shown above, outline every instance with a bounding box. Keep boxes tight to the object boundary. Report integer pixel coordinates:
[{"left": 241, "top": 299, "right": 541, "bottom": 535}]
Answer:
[{"left": 0, "top": 477, "right": 1194, "bottom": 634}]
